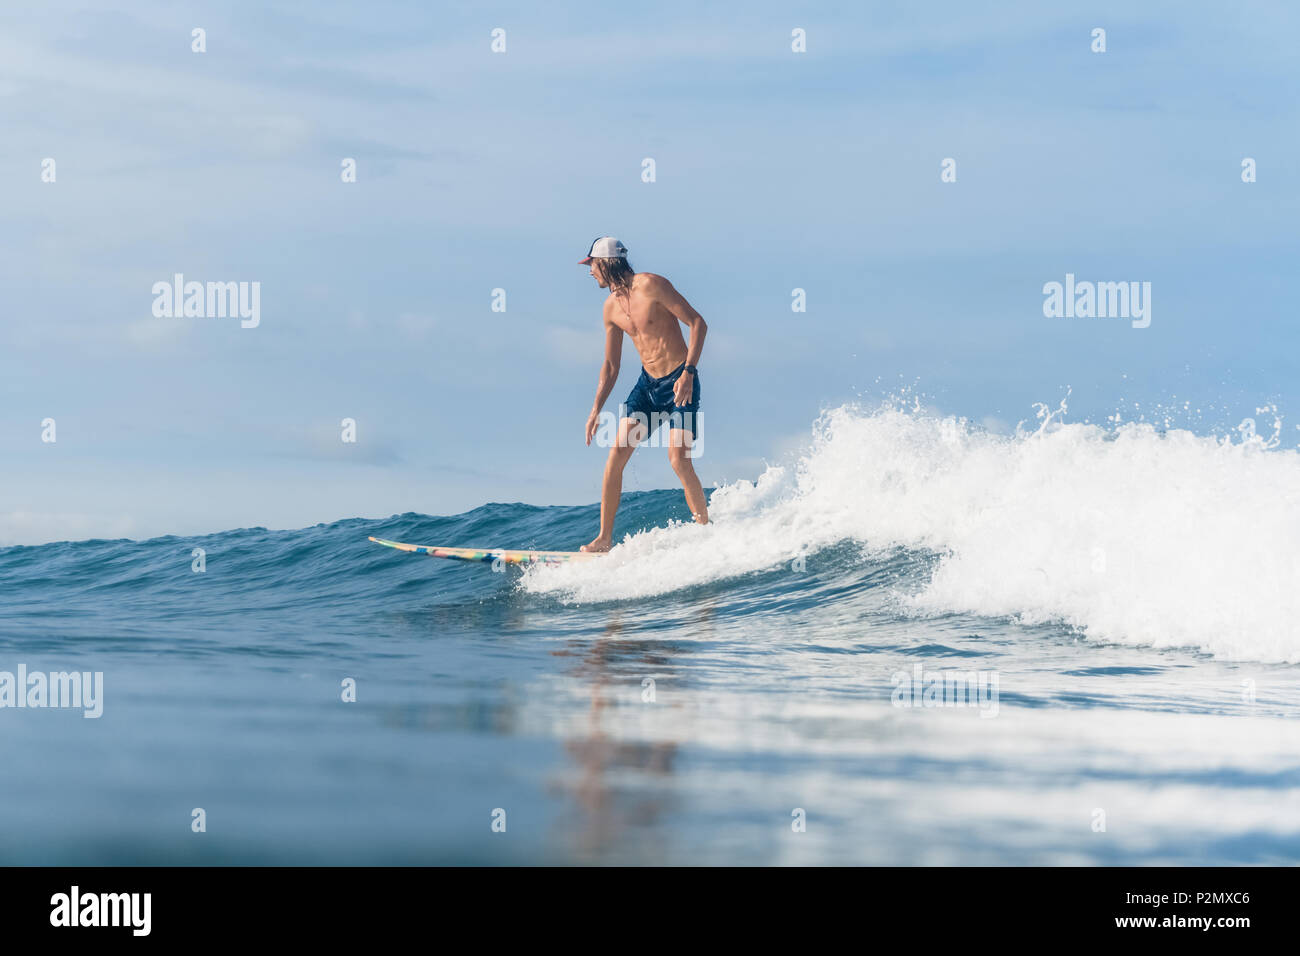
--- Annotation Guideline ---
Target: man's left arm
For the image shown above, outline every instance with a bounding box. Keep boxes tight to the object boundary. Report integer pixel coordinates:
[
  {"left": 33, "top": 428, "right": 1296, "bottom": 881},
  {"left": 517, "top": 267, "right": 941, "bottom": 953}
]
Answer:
[{"left": 659, "top": 279, "right": 707, "bottom": 404}]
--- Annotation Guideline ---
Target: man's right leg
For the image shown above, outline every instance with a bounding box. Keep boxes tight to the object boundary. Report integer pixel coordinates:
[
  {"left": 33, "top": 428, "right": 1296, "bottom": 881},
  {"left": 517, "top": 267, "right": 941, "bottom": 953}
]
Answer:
[{"left": 582, "top": 417, "right": 645, "bottom": 552}]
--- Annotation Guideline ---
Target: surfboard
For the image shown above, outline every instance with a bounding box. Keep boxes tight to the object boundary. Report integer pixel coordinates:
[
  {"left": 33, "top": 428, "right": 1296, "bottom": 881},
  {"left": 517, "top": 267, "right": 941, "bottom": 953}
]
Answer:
[{"left": 368, "top": 536, "right": 602, "bottom": 565}]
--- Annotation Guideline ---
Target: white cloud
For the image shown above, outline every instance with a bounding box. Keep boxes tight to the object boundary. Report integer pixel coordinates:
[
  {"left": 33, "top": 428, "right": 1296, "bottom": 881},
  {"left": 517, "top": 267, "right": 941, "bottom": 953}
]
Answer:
[
  {"left": 125, "top": 315, "right": 192, "bottom": 349},
  {"left": 544, "top": 325, "right": 597, "bottom": 366},
  {"left": 0, "top": 510, "right": 136, "bottom": 547},
  {"left": 395, "top": 312, "right": 438, "bottom": 339}
]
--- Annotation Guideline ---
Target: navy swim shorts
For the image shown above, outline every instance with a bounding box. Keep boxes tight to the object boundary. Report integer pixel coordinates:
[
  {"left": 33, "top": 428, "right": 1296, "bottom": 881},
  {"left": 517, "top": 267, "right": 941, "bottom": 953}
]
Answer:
[{"left": 621, "top": 361, "right": 699, "bottom": 440}]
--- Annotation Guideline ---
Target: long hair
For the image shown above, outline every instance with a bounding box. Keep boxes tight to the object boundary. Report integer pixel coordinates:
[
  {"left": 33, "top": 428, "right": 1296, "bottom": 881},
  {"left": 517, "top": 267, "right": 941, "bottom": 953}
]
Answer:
[{"left": 593, "top": 257, "right": 636, "bottom": 299}]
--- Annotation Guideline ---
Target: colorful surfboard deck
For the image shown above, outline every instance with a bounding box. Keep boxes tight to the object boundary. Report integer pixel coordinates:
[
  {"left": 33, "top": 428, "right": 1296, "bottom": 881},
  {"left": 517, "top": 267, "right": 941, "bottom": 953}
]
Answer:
[{"left": 368, "top": 536, "right": 601, "bottom": 565}]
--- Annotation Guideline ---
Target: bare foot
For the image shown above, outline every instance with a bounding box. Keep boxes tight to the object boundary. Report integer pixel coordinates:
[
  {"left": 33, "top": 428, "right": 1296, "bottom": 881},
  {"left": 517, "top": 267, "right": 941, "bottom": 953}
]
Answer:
[{"left": 580, "top": 536, "right": 612, "bottom": 553}]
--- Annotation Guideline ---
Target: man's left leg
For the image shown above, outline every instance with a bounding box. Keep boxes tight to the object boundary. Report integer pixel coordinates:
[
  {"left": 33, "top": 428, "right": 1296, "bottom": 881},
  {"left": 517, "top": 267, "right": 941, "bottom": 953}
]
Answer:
[{"left": 667, "top": 429, "right": 708, "bottom": 525}]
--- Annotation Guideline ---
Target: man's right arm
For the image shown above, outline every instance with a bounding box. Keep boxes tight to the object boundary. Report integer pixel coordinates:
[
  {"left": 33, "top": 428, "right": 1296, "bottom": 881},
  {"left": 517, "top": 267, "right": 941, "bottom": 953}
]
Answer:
[{"left": 586, "top": 317, "right": 623, "bottom": 445}]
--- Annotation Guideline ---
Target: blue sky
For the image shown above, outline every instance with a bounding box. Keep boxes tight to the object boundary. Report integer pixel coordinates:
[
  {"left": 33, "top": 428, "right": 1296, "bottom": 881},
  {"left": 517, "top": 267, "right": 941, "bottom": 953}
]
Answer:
[{"left": 2, "top": 1, "right": 1298, "bottom": 543}]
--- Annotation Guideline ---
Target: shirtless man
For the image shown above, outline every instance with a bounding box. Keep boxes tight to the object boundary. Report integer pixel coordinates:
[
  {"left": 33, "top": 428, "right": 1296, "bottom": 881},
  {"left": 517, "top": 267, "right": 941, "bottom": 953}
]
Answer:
[{"left": 579, "top": 236, "right": 708, "bottom": 553}]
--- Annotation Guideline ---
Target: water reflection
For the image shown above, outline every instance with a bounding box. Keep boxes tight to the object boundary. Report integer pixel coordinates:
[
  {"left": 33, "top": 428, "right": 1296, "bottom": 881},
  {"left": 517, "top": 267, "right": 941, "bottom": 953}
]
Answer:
[{"left": 547, "top": 604, "right": 715, "bottom": 860}]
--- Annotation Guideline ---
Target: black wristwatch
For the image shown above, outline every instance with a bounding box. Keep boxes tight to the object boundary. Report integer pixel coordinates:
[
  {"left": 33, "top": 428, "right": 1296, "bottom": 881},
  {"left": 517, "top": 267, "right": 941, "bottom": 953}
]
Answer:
[{"left": 684, "top": 364, "right": 697, "bottom": 376}]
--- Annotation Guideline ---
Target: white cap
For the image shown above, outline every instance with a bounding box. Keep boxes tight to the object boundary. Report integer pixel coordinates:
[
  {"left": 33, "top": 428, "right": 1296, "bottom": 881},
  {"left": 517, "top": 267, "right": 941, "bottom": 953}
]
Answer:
[{"left": 579, "top": 236, "right": 628, "bottom": 264}]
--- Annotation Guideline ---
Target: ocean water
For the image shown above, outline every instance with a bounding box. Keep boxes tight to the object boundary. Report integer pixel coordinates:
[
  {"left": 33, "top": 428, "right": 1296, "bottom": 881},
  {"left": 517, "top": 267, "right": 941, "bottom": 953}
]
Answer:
[{"left": 1, "top": 404, "right": 1298, "bottom": 865}]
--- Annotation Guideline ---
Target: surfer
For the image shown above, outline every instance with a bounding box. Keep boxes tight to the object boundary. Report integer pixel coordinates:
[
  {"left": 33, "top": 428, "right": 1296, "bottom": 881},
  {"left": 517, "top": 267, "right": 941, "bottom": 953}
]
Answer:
[{"left": 579, "top": 236, "right": 708, "bottom": 553}]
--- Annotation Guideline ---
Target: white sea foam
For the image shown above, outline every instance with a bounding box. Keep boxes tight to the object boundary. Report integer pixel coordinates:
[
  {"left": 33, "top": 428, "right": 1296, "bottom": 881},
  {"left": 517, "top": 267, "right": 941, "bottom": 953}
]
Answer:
[{"left": 522, "top": 403, "right": 1300, "bottom": 663}]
